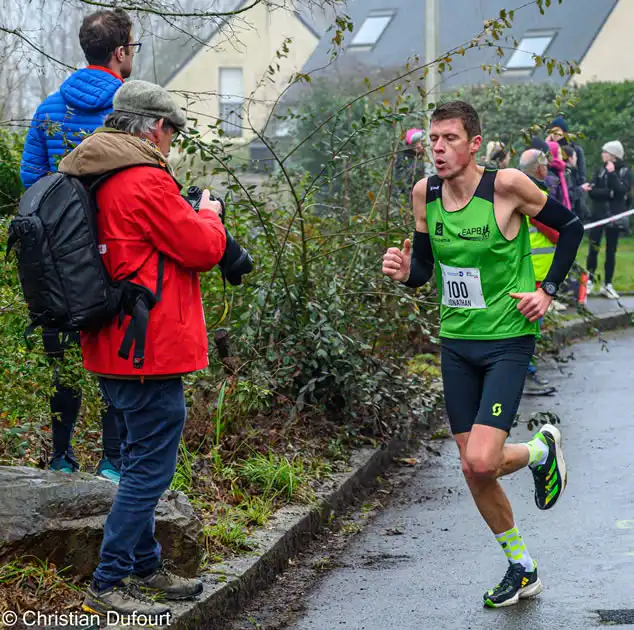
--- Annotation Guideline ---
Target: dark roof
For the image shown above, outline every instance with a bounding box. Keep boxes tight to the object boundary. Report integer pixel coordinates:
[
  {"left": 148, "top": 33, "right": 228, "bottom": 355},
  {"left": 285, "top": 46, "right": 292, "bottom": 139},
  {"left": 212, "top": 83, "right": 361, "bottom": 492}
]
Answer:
[
  {"left": 160, "top": 1, "right": 334, "bottom": 87},
  {"left": 295, "top": 4, "right": 335, "bottom": 38},
  {"left": 159, "top": 0, "right": 248, "bottom": 87},
  {"left": 300, "top": 0, "right": 620, "bottom": 87}
]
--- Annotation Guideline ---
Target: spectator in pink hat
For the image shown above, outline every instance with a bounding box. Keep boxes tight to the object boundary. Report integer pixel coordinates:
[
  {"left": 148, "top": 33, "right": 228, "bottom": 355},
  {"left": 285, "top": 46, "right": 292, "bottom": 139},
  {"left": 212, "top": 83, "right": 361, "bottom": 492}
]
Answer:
[
  {"left": 546, "top": 140, "right": 571, "bottom": 210},
  {"left": 405, "top": 127, "right": 425, "bottom": 154},
  {"left": 394, "top": 128, "right": 426, "bottom": 197}
]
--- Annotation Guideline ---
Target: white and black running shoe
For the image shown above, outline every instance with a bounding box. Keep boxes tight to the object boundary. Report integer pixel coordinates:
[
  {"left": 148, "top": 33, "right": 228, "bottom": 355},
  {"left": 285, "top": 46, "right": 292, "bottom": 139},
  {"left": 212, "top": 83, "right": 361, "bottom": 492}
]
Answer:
[{"left": 530, "top": 424, "right": 567, "bottom": 510}]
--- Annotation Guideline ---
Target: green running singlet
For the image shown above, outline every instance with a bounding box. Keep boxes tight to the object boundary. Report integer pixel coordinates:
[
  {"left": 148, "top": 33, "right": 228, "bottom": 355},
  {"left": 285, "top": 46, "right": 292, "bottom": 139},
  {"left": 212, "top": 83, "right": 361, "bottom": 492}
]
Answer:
[{"left": 426, "top": 169, "right": 538, "bottom": 340}]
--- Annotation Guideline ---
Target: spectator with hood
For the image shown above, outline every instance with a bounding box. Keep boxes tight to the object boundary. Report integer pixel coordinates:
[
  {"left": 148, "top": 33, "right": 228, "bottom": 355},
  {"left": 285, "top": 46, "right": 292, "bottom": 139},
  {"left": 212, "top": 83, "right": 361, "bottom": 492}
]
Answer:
[{"left": 58, "top": 80, "right": 251, "bottom": 617}]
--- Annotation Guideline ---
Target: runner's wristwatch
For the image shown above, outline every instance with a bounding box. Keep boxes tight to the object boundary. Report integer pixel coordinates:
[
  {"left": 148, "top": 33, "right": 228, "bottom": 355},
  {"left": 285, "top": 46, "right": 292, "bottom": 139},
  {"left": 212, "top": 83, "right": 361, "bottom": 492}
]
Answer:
[{"left": 541, "top": 281, "right": 558, "bottom": 297}]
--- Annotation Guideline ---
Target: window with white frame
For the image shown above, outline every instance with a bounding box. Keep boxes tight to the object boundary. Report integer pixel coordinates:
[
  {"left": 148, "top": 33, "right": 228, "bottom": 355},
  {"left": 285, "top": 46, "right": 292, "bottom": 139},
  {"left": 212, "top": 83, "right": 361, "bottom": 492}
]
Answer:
[
  {"left": 505, "top": 32, "right": 556, "bottom": 70},
  {"left": 350, "top": 11, "right": 395, "bottom": 49},
  {"left": 219, "top": 67, "right": 244, "bottom": 137}
]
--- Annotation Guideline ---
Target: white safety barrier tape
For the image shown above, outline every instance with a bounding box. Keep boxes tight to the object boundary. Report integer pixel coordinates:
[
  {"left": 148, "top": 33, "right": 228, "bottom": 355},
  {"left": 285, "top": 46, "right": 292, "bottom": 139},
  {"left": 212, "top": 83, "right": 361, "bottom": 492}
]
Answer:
[{"left": 583, "top": 209, "right": 634, "bottom": 231}]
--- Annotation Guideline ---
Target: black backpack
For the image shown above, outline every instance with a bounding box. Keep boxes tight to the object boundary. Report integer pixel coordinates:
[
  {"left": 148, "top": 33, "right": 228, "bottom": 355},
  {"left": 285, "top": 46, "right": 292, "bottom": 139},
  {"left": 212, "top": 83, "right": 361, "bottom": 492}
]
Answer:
[{"left": 6, "top": 171, "right": 163, "bottom": 369}]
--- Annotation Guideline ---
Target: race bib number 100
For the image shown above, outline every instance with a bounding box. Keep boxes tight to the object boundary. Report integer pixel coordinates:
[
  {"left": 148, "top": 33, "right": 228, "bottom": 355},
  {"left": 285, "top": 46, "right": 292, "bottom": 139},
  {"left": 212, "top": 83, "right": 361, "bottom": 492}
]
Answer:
[{"left": 439, "top": 263, "right": 487, "bottom": 309}]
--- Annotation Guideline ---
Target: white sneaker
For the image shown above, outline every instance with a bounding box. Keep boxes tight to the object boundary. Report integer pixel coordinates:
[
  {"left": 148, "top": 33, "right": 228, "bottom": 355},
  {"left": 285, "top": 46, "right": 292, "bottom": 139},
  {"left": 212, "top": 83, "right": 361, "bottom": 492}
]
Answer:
[{"left": 600, "top": 283, "right": 620, "bottom": 299}]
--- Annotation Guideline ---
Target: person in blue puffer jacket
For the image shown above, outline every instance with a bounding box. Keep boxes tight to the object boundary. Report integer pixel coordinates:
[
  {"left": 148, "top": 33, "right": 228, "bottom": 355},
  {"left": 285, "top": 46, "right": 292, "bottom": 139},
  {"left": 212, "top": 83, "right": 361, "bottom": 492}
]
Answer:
[
  {"left": 20, "top": 8, "right": 138, "bottom": 483},
  {"left": 21, "top": 8, "right": 136, "bottom": 186}
]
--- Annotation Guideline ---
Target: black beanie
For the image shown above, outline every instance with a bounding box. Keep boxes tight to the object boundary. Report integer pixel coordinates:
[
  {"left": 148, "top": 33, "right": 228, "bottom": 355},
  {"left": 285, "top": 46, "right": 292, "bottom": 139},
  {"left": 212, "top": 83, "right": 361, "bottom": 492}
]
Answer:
[{"left": 550, "top": 116, "right": 569, "bottom": 133}]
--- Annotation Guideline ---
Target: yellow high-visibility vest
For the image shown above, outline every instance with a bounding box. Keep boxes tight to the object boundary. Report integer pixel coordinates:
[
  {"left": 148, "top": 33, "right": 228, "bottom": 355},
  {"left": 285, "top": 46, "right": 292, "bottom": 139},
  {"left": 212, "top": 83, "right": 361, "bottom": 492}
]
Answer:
[{"left": 527, "top": 190, "right": 555, "bottom": 283}]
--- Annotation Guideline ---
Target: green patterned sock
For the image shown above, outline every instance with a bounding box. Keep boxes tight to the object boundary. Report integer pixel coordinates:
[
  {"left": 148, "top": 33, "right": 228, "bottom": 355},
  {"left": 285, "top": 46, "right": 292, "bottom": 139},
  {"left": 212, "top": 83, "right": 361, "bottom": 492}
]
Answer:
[
  {"left": 524, "top": 432, "right": 549, "bottom": 467},
  {"left": 495, "top": 525, "right": 535, "bottom": 572}
]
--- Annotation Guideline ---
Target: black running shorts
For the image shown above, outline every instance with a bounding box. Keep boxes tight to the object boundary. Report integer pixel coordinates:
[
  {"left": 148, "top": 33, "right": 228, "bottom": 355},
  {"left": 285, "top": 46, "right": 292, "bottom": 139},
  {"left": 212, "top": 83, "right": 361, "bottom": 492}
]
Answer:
[{"left": 440, "top": 336, "right": 536, "bottom": 435}]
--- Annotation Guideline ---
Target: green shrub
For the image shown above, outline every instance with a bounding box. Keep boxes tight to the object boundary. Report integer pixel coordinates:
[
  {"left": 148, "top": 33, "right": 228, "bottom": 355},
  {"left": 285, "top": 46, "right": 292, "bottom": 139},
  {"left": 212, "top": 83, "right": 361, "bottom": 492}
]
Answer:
[{"left": 0, "top": 129, "right": 24, "bottom": 216}]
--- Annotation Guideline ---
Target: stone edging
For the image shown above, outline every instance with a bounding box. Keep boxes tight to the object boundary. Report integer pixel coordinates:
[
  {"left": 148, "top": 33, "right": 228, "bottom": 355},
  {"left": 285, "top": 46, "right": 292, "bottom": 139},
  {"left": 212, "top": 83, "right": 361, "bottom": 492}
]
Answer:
[
  {"left": 160, "top": 424, "right": 413, "bottom": 630},
  {"left": 546, "top": 309, "right": 632, "bottom": 346}
]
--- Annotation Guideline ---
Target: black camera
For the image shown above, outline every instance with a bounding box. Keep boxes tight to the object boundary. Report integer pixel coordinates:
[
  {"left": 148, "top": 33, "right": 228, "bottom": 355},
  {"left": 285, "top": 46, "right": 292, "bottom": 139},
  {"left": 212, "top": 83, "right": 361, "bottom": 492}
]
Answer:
[
  {"left": 183, "top": 186, "right": 253, "bottom": 286},
  {"left": 184, "top": 186, "right": 225, "bottom": 219}
]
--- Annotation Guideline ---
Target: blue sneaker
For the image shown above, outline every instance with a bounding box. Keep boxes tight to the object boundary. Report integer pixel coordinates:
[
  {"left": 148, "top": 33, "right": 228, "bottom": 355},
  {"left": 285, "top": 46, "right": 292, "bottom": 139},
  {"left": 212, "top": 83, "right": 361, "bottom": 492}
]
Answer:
[
  {"left": 96, "top": 458, "right": 121, "bottom": 485},
  {"left": 50, "top": 455, "right": 75, "bottom": 474}
]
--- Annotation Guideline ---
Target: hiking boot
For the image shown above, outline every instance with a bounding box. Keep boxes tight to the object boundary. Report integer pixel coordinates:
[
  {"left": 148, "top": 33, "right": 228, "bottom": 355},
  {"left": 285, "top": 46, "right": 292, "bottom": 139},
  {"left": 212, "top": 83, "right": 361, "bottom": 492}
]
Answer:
[
  {"left": 600, "top": 283, "right": 620, "bottom": 300},
  {"left": 82, "top": 583, "right": 171, "bottom": 617},
  {"left": 483, "top": 562, "right": 542, "bottom": 608},
  {"left": 128, "top": 561, "right": 203, "bottom": 600},
  {"left": 96, "top": 458, "right": 121, "bottom": 485},
  {"left": 50, "top": 455, "right": 75, "bottom": 474}
]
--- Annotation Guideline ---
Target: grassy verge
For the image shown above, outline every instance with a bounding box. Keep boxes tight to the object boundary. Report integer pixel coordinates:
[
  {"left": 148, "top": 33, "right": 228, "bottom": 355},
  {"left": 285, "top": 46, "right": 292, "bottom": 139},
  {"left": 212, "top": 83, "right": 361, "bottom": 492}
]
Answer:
[{"left": 576, "top": 234, "right": 634, "bottom": 293}]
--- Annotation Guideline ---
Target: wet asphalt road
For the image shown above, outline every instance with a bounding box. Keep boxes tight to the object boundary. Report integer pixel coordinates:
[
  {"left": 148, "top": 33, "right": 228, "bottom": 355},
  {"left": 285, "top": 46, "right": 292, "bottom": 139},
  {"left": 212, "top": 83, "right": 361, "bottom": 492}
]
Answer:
[{"left": 286, "top": 329, "right": 634, "bottom": 630}]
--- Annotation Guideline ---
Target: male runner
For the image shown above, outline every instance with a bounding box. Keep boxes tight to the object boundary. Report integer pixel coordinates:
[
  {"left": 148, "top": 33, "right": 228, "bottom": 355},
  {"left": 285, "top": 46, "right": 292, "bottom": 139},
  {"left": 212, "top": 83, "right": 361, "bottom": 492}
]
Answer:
[{"left": 382, "top": 101, "right": 584, "bottom": 608}]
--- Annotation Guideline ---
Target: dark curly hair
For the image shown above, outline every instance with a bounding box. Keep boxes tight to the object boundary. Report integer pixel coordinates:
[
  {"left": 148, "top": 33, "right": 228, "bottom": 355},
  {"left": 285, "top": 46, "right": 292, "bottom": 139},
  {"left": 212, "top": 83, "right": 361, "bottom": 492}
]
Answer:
[{"left": 79, "top": 9, "right": 132, "bottom": 66}]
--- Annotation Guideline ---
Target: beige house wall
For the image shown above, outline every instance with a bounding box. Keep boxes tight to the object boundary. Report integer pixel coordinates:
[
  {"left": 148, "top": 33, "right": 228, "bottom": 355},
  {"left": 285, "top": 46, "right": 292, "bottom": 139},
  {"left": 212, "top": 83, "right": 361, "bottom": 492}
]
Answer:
[
  {"left": 165, "top": 3, "right": 318, "bottom": 140},
  {"left": 575, "top": 0, "right": 634, "bottom": 84}
]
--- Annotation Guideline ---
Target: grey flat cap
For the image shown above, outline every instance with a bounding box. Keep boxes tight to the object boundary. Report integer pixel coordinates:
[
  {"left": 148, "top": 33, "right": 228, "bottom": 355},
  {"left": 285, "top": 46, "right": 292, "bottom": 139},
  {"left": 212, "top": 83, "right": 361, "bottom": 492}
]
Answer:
[{"left": 113, "top": 80, "right": 187, "bottom": 131}]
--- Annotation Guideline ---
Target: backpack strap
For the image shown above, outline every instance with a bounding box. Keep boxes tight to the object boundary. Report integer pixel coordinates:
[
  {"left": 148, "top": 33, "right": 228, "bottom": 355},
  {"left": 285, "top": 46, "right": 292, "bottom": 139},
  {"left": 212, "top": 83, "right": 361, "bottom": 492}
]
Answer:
[
  {"left": 117, "top": 290, "right": 154, "bottom": 369},
  {"left": 116, "top": 253, "right": 164, "bottom": 369}
]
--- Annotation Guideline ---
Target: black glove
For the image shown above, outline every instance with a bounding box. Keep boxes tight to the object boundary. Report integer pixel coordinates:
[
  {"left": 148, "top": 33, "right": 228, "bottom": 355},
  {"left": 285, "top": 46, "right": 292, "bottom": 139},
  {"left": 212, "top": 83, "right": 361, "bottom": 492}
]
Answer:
[{"left": 220, "top": 228, "right": 253, "bottom": 286}]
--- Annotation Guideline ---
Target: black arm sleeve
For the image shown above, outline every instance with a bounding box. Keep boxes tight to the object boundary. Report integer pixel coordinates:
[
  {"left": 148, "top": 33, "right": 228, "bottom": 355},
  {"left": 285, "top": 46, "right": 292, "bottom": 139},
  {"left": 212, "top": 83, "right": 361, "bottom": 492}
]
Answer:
[
  {"left": 533, "top": 196, "right": 584, "bottom": 287},
  {"left": 402, "top": 231, "right": 435, "bottom": 288}
]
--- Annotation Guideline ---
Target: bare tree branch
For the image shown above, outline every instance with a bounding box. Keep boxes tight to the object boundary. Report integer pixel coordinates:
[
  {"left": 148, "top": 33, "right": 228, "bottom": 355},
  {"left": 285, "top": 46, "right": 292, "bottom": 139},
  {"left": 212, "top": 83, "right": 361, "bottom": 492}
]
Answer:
[
  {"left": 0, "top": 25, "right": 76, "bottom": 70},
  {"left": 70, "top": 0, "right": 263, "bottom": 19}
]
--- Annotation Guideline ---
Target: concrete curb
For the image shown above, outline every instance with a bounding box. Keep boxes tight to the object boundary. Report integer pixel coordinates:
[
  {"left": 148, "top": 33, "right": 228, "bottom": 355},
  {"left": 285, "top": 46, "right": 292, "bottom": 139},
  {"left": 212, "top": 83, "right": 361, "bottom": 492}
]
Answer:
[
  {"left": 164, "top": 421, "right": 414, "bottom": 630},
  {"left": 546, "top": 309, "right": 632, "bottom": 346}
]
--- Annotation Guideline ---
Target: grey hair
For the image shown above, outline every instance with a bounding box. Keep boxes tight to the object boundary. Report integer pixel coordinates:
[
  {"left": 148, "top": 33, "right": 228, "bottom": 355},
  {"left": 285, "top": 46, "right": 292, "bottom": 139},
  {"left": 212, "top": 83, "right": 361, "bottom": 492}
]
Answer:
[
  {"left": 104, "top": 111, "right": 162, "bottom": 136},
  {"left": 519, "top": 149, "right": 546, "bottom": 178}
]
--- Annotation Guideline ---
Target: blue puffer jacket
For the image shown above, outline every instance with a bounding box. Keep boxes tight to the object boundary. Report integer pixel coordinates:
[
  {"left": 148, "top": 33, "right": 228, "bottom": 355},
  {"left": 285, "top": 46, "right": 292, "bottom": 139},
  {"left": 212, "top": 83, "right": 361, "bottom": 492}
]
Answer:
[{"left": 20, "top": 67, "right": 123, "bottom": 188}]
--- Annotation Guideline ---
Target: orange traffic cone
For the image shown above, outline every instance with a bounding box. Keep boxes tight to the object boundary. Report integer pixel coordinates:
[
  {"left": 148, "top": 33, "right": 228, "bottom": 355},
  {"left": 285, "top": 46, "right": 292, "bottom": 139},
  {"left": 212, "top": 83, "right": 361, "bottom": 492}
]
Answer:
[{"left": 578, "top": 271, "right": 589, "bottom": 305}]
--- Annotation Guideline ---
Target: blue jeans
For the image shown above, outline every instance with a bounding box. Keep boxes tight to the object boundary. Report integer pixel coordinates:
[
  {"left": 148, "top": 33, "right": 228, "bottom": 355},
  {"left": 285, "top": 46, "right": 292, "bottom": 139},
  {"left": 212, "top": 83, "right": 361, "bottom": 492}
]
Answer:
[{"left": 92, "top": 377, "right": 186, "bottom": 590}]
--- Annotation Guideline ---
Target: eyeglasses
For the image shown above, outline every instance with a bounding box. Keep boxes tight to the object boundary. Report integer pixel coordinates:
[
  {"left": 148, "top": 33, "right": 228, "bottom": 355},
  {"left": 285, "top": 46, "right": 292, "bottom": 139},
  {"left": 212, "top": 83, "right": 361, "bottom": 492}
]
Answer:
[
  {"left": 121, "top": 42, "right": 142, "bottom": 53},
  {"left": 163, "top": 120, "right": 180, "bottom": 135}
]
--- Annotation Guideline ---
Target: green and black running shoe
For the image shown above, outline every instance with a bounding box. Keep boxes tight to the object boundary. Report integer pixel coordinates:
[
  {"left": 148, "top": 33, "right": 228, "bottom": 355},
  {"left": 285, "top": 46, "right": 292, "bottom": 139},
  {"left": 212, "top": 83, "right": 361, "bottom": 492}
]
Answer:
[
  {"left": 483, "top": 562, "right": 542, "bottom": 608},
  {"left": 530, "top": 423, "right": 567, "bottom": 510}
]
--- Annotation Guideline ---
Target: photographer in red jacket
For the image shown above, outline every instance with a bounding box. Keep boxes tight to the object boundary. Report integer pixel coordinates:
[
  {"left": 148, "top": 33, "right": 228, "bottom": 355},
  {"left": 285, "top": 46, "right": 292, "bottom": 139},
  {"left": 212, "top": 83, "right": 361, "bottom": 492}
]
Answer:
[{"left": 58, "top": 80, "right": 251, "bottom": 617}]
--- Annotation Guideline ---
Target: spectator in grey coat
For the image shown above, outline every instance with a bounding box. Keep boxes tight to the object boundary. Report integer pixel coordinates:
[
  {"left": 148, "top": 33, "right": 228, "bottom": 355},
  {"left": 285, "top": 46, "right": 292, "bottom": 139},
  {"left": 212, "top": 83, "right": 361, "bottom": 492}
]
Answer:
[{"left": 585, "top": 140, "right": 632, "bottom": 300}]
